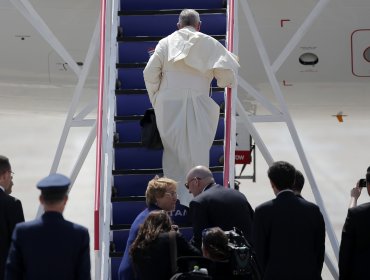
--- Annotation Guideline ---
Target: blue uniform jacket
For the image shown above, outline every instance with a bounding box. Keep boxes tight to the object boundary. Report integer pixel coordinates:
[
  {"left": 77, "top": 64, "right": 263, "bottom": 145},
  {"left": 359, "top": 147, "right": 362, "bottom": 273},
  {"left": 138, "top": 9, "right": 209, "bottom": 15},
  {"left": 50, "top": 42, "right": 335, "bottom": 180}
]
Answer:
[{"left": 5, "top": 211, "right": 90, "bottom": 280}]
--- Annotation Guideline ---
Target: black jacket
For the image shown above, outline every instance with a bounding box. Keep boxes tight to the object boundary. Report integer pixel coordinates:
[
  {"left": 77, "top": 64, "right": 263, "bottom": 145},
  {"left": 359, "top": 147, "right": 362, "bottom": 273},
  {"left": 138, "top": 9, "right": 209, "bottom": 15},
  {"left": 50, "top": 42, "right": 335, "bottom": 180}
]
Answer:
[
  {"left": 132, "top": 232, "right": 200, "bottom": 280},
  {"left": 189, "top": 184, "right": 254, "bottom": 249},
  {"left": 252, "top": 191, "right": 325, "bottom": 280},
  {"left": 339, "top": 202, "right": 370, "bottom": 280},
  {"left": 0, "top": 189, "right": 24, "bottom": 280}
]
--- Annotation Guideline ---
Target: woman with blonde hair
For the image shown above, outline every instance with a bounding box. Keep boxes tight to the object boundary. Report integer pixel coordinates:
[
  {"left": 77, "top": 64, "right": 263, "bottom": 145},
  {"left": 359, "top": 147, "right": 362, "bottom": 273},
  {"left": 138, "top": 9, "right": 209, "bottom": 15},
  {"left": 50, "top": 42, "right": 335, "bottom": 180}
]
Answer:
[
  {"left": 118, "top": 176, "right": 180, "bottom": 280},
  {"left": 130, "top": 210, "right": 199, "bottom": 280}
]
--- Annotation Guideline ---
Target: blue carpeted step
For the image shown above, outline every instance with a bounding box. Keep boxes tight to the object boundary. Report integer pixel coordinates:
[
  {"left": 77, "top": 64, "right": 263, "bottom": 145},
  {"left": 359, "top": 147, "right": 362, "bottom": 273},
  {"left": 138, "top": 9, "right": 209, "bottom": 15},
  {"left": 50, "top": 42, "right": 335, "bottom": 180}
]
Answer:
[
  {"left": 121, "top": 0, "right": 225, "bottom": 11},
  {"left": 117, "top": 35, "right": 225, "bottom": 42},
  {"left": 114, "top": 143, "right": 224, "bottom": 170},
  {"left": 111, "top": 199, "right": 147, "bottom": 225},
  {"left": 115, "top": 118, "right": 224, "bottom": 143},
  {"left": 119, "top": 13, "right": 226, "bottom": 37},
  {"left": 113, "top": 169, "right": 224, "bottom": 197},
  {"left": 115, "top": 88, "right": 224, "bottom": 116},
  {"left": 116, "top": 67, "right": 219, "bottom": 90},
  {"left": 111, "top": 257, "right": 121, "bottom": 280},
  {"left": 117, "top": 68, "right": 144, "bottom": 89},
  {"left": 113, "top": 173, "right": 157, "bottom": 197},
  {"left": 112, "top": 229, "right": 130, "bottom": 253},
  {"left": 115, "top": 93, "right": 152, "bottom": 116},
  {"left": 118, "top": 39, "right": 225, "bottom": 64},
  {"left": 118, "top": 41, "right": 157, "bottom": 64}
]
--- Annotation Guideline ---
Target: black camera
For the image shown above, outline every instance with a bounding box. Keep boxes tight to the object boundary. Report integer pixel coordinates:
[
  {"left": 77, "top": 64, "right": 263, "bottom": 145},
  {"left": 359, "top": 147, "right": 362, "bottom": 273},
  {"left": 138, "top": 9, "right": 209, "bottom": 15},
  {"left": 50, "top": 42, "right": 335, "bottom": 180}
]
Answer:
[{"left": 359, "top": 178, "right": 367, "bottom": 188}]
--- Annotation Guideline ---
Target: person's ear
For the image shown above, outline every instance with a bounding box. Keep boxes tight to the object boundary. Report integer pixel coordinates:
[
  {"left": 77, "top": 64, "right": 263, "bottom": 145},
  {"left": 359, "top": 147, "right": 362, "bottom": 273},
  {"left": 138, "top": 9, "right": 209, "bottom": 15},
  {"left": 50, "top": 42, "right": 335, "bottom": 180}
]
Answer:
[
  {"left": 196, "top": 22, "right": 201, "bottom": 31},
  {"left": 177, "top": 23, "right": 181, "bottom": 30}
]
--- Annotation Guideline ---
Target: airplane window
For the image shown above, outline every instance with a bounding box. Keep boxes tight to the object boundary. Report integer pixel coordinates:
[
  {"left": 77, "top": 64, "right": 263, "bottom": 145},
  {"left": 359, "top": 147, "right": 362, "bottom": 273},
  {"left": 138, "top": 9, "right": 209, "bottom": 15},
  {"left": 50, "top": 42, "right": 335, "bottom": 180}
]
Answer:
[
  {"left": 299, "top": 53, "right": 319, "bottom": 66},
  {"left": 363, "top": 47, "right": 370, "bottom": 63}
]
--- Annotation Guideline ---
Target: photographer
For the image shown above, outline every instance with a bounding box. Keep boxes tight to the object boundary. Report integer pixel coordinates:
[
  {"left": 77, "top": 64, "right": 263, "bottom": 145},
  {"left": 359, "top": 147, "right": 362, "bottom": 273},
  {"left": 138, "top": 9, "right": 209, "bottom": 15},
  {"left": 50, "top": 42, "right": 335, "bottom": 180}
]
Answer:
[
  {"left": 339, "top": 167, "right": 370, "bottom": 280},
  {"left": 348, "top": 167, "right": 370, "bottom": 208},
  {"left": 201, "top": 227, "right": 252, "bottom": 280}
]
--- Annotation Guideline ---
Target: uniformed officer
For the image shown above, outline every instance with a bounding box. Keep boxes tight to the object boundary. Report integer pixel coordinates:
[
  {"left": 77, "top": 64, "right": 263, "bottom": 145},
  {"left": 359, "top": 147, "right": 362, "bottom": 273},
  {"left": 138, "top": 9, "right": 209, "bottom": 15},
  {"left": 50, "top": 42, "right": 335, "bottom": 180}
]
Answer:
[{"left": 5, "top": 173, "right": 91, "bottom": 280}]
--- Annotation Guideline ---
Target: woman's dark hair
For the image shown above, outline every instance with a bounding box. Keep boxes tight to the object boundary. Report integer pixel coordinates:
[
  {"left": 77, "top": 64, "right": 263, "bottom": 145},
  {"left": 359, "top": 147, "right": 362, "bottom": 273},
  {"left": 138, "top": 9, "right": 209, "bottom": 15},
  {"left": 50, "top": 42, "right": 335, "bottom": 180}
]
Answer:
[
  {"left": 130, "top": 210, "right": 172, "bottom": 258},
  {"left": 202, "top": 227, "right": 229, "bottom": 261}
]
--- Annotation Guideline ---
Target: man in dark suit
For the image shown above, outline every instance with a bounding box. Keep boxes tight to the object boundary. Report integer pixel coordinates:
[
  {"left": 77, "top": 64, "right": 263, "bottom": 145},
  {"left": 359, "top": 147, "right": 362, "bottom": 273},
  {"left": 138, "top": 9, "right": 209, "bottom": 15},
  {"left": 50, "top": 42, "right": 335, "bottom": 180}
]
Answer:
[
  {"left": 5, "top": 173, "right": 91, "bottom": 280},
  {"left": 252, "top": 161, "right": 325, "bottom": 280},
  {"left": 186, "top": 166, "right": 254, "bottom": 250},
  {"left": 0, "top": 155, "right": 24, "bottom": 280},
  {"left": 339, "top": 169, "right": 370, "bottom": 280}
]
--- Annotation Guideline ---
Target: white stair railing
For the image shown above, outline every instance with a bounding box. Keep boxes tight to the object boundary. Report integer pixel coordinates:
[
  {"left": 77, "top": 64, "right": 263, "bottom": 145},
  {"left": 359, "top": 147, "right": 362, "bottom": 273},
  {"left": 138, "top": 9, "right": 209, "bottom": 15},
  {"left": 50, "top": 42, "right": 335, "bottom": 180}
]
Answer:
[{"left": 236, "top": 0, "right": 338, "bottom": 279}]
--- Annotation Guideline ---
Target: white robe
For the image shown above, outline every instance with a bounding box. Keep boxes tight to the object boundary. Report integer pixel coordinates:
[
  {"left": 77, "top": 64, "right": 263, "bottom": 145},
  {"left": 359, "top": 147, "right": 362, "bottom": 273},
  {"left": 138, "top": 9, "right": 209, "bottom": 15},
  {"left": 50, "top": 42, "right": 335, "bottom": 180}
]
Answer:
[{"left": 143, "top": 27, "right": 240, "bottom": 206}]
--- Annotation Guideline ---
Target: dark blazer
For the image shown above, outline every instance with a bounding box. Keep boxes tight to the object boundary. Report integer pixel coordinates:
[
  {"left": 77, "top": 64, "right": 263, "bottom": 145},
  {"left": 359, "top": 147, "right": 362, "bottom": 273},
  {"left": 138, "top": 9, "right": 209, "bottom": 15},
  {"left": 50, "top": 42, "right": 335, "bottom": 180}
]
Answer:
[
  {"left": 339, "top": 202, "right": 370, "bottom": 280},
  {"left": 252, "top": 190, "right": 325, "bottom": 280},
  {"left": 132, "top": 232, "right": 200, "bottom": 280},
  {"left": 0, "top": 189, "right": 24, "bottom": 280},
  {"left": 5, "top": 211, "right": 90, "bottom": 280},
  {"left": 189, "top": 184, "right": 254, "bottom": 249}
]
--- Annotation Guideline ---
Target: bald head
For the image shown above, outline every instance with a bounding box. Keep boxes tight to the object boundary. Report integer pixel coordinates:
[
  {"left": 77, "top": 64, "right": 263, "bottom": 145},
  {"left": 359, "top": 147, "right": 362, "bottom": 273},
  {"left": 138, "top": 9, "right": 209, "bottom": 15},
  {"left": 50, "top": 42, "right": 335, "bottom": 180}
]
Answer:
[
  {"left": 187, "top": 166, "right": 213, "bottom": 179},
  {"left": 186, "top": 166, "right": 215, "bottom": 197}
]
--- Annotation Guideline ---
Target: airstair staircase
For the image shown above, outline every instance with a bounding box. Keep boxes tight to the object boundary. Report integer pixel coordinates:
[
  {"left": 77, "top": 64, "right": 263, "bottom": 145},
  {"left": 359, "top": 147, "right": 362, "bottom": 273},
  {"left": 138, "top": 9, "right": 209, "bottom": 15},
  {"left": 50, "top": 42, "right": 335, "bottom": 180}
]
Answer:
[{"left": 108, "top": 0, "right": 230, "bottom": 279}]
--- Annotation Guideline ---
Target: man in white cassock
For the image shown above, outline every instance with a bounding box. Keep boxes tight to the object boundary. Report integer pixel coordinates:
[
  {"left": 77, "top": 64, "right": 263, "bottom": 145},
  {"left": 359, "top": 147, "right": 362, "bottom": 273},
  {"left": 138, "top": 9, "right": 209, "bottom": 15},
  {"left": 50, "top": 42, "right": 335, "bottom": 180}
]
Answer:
[{"left": 143, "top": 9, "right": 239, "bottom": 206}]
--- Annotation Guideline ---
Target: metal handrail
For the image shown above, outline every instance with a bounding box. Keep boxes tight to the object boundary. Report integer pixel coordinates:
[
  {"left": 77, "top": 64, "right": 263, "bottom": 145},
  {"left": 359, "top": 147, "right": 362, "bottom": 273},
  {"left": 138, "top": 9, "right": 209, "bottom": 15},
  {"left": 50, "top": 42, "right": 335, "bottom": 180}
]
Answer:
[
  {"left": 223, "top": 0, "right": 235, "bottom": 187},
  {"left": 94, "top": 0, "right": 107, "bottom": 251}
]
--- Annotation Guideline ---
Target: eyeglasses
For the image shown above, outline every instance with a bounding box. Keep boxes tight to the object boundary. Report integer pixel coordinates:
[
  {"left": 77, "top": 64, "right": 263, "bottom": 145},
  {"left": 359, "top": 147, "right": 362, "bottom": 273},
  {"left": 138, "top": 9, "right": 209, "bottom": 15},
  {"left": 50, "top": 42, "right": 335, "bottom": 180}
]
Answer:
[
  {"left": 165, "top": 191, "right": 178, "bottom": 198},
  {"left": 184, "top": 177, "right": 202, "bottom": 189}
]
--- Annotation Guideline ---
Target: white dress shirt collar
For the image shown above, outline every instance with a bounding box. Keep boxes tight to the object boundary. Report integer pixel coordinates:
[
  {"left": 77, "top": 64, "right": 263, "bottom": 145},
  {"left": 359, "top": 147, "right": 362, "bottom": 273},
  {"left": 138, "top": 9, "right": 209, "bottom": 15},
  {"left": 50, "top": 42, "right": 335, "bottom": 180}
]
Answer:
[{"left": 277, "top": 189, "right": 294, "bottom": 196}]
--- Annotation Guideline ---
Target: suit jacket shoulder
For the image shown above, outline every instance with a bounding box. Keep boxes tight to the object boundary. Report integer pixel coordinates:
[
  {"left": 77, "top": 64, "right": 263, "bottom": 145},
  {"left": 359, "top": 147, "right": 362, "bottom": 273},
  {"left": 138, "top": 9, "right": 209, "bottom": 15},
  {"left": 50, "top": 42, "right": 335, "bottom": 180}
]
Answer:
[
  {"left": 0, "top": 192, "right": 24, "bottom": 218},
  {"left": 339, "top": 202, "right": 370, "bottom": 280},
  {"left": 190, "top": 185, "right": 254, "bottom": 249},
  {"left": 6, "top": 212, "right": 90, "bottom": 280},
  {"left": 0, "top": 191, "right": 24, "bottom": 280},
  {"left": 0, "top": 191, "right": 20, "bottom": 203},
  {"left": 348, "top": 201, "right": 370, "bottom": 215},
  {"left": 252, "top": 191, "right": 325, "bottom": 280}
]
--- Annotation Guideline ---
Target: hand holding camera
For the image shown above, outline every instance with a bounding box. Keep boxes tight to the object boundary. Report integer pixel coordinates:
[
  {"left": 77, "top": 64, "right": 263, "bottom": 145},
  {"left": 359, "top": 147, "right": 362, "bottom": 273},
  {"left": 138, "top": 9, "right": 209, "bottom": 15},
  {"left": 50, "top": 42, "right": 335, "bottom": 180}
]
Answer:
[
  {"left": 351, "top": 186, "right": 362, "bottom": 200},
  {"left": 358, "top": 178, "right": 367, "bottom": 188},
  {"left": 349, "top": 170, "right": 370, "bottom": 208}
]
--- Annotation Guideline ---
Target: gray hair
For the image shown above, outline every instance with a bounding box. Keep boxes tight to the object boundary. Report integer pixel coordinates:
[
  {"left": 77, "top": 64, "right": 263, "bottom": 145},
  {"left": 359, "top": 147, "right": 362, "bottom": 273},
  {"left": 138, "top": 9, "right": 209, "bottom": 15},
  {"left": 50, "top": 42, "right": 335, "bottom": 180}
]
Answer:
[{"left": 178, "top": 9, "right": 200, "bottom": 28}]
